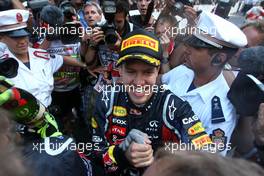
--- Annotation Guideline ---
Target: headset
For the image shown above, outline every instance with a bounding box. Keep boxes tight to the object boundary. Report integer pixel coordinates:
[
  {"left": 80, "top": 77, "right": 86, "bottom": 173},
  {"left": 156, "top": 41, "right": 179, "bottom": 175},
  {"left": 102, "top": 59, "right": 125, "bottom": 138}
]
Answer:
[{"left": 211, "top": 53, "right": 222, "bottom": 66}]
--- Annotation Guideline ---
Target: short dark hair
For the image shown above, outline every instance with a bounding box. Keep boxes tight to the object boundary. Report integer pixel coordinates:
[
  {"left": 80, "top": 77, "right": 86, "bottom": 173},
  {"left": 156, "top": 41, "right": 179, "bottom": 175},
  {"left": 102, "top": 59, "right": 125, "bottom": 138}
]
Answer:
[
  {"left": 116, "top": 0, "right": 129, "bottom": 17},
  {"left": 155, "top": 14, "right": 178, "bottom": 28},
  {"left": 0, "top": 0, "right": 12, "bottom": 11}
]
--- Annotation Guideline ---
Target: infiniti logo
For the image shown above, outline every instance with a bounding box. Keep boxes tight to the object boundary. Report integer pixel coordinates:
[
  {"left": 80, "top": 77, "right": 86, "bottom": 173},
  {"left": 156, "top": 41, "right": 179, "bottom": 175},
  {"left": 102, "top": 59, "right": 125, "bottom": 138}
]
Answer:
[{"left": 149, "top": 120, "right": 159, "bottom": 128}]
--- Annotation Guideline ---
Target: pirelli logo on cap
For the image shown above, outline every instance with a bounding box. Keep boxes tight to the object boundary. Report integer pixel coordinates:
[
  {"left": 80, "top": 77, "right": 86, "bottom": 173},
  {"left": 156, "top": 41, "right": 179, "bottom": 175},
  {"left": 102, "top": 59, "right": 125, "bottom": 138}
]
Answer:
[{"left": 121, "top": 35, "right": 159, "bottom": 52}]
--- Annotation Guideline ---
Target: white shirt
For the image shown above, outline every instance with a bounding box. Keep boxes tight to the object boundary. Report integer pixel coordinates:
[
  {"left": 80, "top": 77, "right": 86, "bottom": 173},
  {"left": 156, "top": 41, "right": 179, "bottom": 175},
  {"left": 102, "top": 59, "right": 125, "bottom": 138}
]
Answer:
[
  {"left": 1, "top": 47, "right": 63, "bottom": 107},
  {"left": 162, "top": 65, "right": 237, "bottom": 155}
]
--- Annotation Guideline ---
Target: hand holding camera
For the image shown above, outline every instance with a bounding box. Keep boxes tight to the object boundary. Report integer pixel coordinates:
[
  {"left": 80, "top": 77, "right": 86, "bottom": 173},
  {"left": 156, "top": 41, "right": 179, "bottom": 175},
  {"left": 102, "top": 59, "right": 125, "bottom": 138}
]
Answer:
[{"left": 88, "top": 27, "right": 105, "bottom": 48}]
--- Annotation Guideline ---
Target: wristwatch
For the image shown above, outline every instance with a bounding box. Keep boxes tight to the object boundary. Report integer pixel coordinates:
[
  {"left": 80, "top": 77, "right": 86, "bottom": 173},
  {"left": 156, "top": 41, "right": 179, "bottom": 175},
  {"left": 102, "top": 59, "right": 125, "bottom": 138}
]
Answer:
[{"left": 87, "top": 40, "right": 98, "bottom": 50}]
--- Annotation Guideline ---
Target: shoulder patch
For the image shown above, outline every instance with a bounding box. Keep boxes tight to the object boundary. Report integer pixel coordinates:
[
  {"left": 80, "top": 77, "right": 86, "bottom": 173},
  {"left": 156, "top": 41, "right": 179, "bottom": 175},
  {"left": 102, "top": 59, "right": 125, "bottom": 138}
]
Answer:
[
  {"left": 33, "top": 50, "right": 49, "bottom": 60},
  {"left": 210, "top": 128, "right": 227, "bottom": 152},
  {"left": 211, "top": 96, "right": 225, "bottom": 124}
]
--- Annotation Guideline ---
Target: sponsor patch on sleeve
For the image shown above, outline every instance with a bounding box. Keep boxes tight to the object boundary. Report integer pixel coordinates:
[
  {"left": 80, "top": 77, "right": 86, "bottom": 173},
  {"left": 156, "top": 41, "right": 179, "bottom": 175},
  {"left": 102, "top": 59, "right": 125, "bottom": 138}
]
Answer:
[
  {"left": 188, "top": 122, "right": 205, "bottom": 135},
  {"left": 192, "top": 134, "right": 212, "bottom": 148},
  {"left": 91, "top": 117, "right": 98, "bottom": 129}
]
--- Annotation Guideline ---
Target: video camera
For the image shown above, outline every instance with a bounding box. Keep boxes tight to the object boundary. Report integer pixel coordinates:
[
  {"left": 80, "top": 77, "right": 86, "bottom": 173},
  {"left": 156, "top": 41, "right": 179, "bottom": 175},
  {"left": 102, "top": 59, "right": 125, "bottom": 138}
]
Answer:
[
  {"left": 59, "top": 1, "right": 82, "bottom": 44},
  {"left": 97, "top": 0, "right": 118, "bottom": 46},
  {"left": 27, "top": 0, "right": 49, "bottom": 10},
  {"left": 0, "top": 45, "right": 47, "bottom": 131},
  {"left": 227, "top": 46, "right": 264, "bottom": 117},
  {"left": 0, "top": 57, "right": 19, "bottom": 79},
  {"left": 40, "top": 2, "right": 81, "bottom": 44}
]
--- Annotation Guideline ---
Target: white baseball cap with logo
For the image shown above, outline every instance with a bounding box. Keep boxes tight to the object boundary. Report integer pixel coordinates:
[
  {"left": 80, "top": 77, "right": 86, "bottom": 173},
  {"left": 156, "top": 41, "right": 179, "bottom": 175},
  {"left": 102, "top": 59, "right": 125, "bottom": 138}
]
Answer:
[{"left": 0, "top": 9, "right": 29, "bottom": 37}]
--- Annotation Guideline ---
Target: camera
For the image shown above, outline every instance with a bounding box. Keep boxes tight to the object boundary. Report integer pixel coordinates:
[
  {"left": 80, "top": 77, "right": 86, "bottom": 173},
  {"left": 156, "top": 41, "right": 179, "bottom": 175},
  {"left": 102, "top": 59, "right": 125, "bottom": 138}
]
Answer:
[
  {"left": 0, "top": 57, "right": 19, "bottom": 78},
  {"left": 228, "top": 46, "right": 264, "bottom": 117},
  {"left": 227, "top": 72, "right": 264, "bottom": 117},
  {"left": 174, "top": 1, "right": 185, "bottom": 14},
  {"left": 99, "top": 0, "right": 118, "bottom": 46},
  {"left": 27, "top": 0, "right": 49, "bottom": 10},
  {"left": 40, "top": 3, "right": 81, "bottom": 44},
  {"left": 0, "top": 44, "right": 18, "bottom": 78},
  {"left": 60, "top": 22, "right": 82, "bottom": 44},
  {"left": 59, "top": 1, "right": 81, "bottom": 44},
  {"left": 59, "top": 0, "right": 77, "bottom": 21},
  {"left": 171, "top": 0, "right": 194, "bottom": 15}
]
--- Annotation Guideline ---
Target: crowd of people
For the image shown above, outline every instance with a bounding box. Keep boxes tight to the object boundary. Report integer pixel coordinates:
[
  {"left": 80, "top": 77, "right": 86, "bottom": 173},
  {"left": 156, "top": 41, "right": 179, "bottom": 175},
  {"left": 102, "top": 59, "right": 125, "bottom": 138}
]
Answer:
[{"left": 1, "top": 0, "right": 264, "bottom": 176}]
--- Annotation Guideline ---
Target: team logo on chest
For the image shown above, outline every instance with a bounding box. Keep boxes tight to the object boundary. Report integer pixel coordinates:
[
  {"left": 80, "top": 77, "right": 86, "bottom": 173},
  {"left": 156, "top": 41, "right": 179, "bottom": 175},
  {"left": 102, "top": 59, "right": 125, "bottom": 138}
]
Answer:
[
  {"left": 113, "top": 106, "right": 127, "bottom": 117},
  {"left": 145, "top": 120, "right": 159, "bottom": 139},
  {"left": 112, "top": 117, "right": 127, "bottom": 125}
]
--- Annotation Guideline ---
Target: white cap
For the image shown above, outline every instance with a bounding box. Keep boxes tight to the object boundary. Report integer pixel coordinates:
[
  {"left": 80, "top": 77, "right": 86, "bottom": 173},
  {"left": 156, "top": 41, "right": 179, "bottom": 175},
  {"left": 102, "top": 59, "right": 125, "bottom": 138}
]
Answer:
[
  {"left": 193, "top": 11, "right": 248, "bottom": 49},
  {"left": 0, "top": 9, "right": 29, "bottom": 33}
]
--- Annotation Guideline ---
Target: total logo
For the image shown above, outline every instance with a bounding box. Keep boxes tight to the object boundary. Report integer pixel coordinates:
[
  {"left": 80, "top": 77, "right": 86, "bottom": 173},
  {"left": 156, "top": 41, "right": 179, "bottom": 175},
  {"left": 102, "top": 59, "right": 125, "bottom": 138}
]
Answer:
[
  {"left": 182, "top": 115, "right": 199, "bottom": 125},
  {"left": 111, "top": 126, "right": 126, "bottom": 136}
]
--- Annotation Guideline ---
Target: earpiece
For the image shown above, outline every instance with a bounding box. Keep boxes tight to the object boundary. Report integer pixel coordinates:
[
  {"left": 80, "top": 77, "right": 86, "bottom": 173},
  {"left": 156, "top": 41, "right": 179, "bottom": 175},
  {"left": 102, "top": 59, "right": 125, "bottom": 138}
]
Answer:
[{"left": 211, "top": 54, "right": 222, "bottom": 66}]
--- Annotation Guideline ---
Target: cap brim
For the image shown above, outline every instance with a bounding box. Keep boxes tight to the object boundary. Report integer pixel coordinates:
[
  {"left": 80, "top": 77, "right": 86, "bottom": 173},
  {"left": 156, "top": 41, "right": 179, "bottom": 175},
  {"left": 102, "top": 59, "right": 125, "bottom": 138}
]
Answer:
[
  {"left": 4, "top": 28, "right": 29, "bottom": 38},
  {"left": 117, "top": 54, "right": 160, "bottom": 67},
  {"left": 184, "top": 35, "right": 216, "bottom": 48}
]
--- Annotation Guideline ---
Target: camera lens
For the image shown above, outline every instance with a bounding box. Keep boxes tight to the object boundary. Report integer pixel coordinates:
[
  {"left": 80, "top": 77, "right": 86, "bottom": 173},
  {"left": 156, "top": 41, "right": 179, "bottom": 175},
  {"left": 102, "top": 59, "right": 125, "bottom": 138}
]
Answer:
[
  {"left": 0, "top": 58, "right": 19, "bottom": 78},
  {"left": 105, "top": 32, "right": 118, "bottom": 45}
]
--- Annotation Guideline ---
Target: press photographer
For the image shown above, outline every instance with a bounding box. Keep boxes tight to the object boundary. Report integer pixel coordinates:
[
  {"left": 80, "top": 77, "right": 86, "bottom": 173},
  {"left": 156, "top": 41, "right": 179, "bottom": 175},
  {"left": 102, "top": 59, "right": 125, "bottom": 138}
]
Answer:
[
  {"left": 37, "top": 4, "right": 89, "bottom": 134},
  {"left": 94, "top": 0, "right": 119, "bottom": 46},
  {"left": 84, "top": 0, "right": 121, "bottom": 73},
  {"left": 81, "top": 1, "right": 121, "bottom": 132},
  {"left": 228, "top": 46, "right": 264, "bottom": 166}
]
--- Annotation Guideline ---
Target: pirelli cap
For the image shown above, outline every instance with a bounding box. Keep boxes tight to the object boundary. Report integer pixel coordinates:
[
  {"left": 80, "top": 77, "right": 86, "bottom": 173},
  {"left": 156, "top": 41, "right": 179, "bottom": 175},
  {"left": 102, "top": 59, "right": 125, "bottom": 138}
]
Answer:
[{"left": 117, "top": 29, "right": 163, "bottom": 66}]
